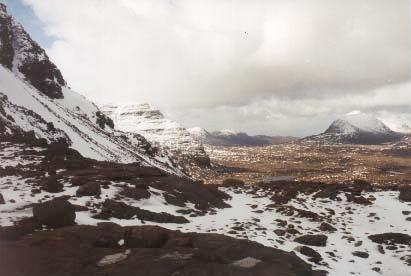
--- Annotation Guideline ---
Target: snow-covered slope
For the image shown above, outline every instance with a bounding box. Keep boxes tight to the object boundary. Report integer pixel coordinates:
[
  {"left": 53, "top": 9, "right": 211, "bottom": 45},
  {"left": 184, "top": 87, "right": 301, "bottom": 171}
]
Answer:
[
  {"left": 101, "top": 104, "right": 210, "bottom": 170},
  {"left": 187, "top": 127, "right": 209, "bottom": 140},
  {"left": 328, "top": 113, "right": 392, "bottom": 134},
  {"left": 306, "top": 112, "right": 403, "bottom": 144},
  {"left": 0, "top": 4, "right": 180, "bottom": 175},
  {"left": 379, "top": 116, "right": 411, "bottom": 134}
]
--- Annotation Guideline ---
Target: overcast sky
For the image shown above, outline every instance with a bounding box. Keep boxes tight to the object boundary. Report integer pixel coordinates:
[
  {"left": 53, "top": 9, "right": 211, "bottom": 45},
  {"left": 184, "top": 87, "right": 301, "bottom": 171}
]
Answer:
[{"left": 5, "top": 0, "right": 411, "bottom": 136}]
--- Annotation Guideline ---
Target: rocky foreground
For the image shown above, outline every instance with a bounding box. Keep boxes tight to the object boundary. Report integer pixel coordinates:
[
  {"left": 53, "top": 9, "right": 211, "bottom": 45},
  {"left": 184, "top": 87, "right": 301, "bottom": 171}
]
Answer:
[
  {"left": 0, "top": 223, "right": 326, "bottom": 276},
  {"left": 1, "top": 132, "right": 411, "bottom": 275}
]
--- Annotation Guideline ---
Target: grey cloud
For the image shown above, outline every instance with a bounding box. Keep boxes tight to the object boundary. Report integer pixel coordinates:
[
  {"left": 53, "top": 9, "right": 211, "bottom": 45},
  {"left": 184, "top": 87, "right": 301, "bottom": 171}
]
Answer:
[{"left": 23, "top": 0, "right": 411, "bottom": 135}]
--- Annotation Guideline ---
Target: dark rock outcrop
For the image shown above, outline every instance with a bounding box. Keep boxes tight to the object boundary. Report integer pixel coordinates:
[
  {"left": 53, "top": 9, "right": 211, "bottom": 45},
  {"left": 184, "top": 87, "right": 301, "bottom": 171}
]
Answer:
[
  {"left": 32, "top": 198, "right": 76, "bottom": 228},
  {"left": 95, "top": 111, "right": 114, "bottom": 129},
  {"left": 319, "top": 223, "right": 337, "bottom": 233},
  {"left": 0, "top": 224, "right": 326, "bottom": 276},
  {"left": 368, "top": 233, "right": 411, "bottom": 245},
  {"left": 41, "top": 175, "right": 64, "bottom": 193},
  {"left": 399, "top": 186, "right": 411, "bottom": 202},
  {"left": 0, "top": 4, "right": 66, "bottom": 98},
  {"left": 76, "top": 182, "right": 101, "bottom": 197},
  {"left": 119, "top": 186, "right": 150, "bottom": 200},
  {"left": 295, "top": 235, "right": 328, "bottom": 247},
  {"left": 352, "top": 251, "right": 369, "bottom": 258},
  {"left": 93, "top": 199, "right": 189, "bottom": 224},
  {"left": 297, "top": 246, "right": 323, "bottom": 263}
]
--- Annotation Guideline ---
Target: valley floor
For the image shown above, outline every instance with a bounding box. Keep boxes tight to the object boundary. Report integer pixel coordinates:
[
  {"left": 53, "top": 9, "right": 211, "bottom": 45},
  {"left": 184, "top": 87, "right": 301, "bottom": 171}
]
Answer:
[
  {"left": 0, "top": 140, "right": 410, "bottom": 276},
  {"left": 192, "top": 141, "right": 411, "bottom": 186}
]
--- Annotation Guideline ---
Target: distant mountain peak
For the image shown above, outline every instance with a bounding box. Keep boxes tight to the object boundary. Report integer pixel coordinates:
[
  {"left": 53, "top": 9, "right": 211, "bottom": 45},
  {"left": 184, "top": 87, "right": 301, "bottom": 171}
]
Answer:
[
  {"left": 307, "top": 112, "right": 403, "bottom": 144},
  {"left": 101, "top": 104, "right": 211, "bottom": 170},
  {"left": 326, "top": 112, "right": 391, "bottom": 135}
]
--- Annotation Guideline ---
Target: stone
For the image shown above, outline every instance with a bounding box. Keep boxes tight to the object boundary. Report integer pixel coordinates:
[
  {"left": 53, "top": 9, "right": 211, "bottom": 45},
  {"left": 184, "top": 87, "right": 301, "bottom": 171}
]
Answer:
[
  {"left": 33, "top": 198, "right": 76, "bottom": 228},
  {"left": 295, "top": 235, "right": 328, "bottom": 247},
  {"left": 76, "top": 182, "right": 101, "bottom": 197},
  {"left": 319, "top": 222, "right": 337, "bottom": 232},
  {"left": 297, "top": 246, "right": 322, "bottom": 263},
  {"left": 352, "top": 251, "right": 369, "bottom": 258}
]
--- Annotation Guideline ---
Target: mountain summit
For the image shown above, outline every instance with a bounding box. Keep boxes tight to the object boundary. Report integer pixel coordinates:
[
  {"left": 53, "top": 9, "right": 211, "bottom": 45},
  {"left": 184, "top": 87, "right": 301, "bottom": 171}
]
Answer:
[
  {"left": 306, "top": 112, "right": 403, "bottom": 144},
  {"left": 0, "top": 3, "right": 65, "bottom": 98},
  {"left": 101, "top": 104, "right": 210, "bottom": 170}
]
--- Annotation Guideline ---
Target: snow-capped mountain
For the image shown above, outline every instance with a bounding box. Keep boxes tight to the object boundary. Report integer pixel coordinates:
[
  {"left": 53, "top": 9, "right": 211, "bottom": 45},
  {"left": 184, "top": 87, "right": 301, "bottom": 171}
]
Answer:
[
  {"left": 188, "top": 127, "right": 296, "bottom": 147},
  {"left": 0, "top": 4, "right": 179, "bottom": 175},
  {"left": 306, "top": 112, "right": 404, "bottom": 144},
  {"left": 100, "top": 104, "right": 210, "bottom": 170}
]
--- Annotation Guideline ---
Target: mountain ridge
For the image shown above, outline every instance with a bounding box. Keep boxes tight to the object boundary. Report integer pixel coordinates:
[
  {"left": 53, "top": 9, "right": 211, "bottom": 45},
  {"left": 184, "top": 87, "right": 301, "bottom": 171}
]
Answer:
[
  {"left": 101, "top": 103, "right": 211, "bottom": 171},
  {"left": 0, "top": 4, "right": 181, "bottom": 175},
  {"left": 188, "top": 127, "right": 298, "bottom": 147},
  {"left": 306, "top": 113, "right": 404, "bottom": 144}
]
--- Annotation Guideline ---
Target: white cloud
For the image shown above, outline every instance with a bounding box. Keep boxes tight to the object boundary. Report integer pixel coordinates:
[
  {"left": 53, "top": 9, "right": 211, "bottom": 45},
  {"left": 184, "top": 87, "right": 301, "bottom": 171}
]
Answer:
[{"left": 22, "top": 0, "right": 411, "bottom": 135}]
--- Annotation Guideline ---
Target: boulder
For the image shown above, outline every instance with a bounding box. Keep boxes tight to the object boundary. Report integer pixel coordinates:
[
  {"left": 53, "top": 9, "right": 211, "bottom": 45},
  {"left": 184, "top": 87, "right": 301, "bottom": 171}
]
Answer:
[
  {"left": 42, "top": 176, "right": 63, "bottom": 193},
  {"left": 295, "top": 235, "right": 328, "bottom": 247},
  {"left": 0, "top": 193, "right": 5, "bottom": 204},
  {"left": 119, "top": 186, "right": 150, "bottom": 200},
  {"left": 319, "top": 222, "right": 337, "bottom": 232},
  {"left": 33, "top": 198, "right": 76, "bottom": 228},
  {"left": 368, "top": 233, "right": 411, "bottom": 245},
  {"left": 297, "top": 246, "right": 322, "bottom": 263},
  {"left": 76, "top": 182, "right": 101, "bottom": 197},
  {"left": 399, "top": 186, "right": 411, "bottom": 202},
  {"left": 94, "top": 199, "right": 189, "bottom": 224},
  {"left": 124, "top": 225, "right": 171, "bottom": 248},
  {"left": 274, "top": 229, "right": 286, "bottom": 237},
  {"left": 352, "top": 251, "right": 369, "bottom": 258}
]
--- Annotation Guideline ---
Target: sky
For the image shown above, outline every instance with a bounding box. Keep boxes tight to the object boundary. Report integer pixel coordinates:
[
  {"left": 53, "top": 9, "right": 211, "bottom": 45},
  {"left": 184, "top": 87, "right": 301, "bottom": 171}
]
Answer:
[{"left": 3, "top": 0, "right": 411, "bottom": 136}]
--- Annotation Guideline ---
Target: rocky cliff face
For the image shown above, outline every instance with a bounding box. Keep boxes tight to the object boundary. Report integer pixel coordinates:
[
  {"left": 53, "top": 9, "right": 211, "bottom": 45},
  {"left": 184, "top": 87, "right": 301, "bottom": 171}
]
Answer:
[
  {"left": 101, "top": 104, "right": 210, "bottom": 171},
  {"left": 0, "top": 3, "right": 65, "bottom": 99}
]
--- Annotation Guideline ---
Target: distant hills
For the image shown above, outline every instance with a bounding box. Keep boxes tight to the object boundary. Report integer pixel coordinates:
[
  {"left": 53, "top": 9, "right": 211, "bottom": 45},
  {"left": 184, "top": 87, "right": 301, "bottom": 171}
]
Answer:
[
  {"left": 188, "top": 127, "right": 297, "bottom": 147},
  {"left": 305, "top": 112, "right": 405, "bottom": 144}
]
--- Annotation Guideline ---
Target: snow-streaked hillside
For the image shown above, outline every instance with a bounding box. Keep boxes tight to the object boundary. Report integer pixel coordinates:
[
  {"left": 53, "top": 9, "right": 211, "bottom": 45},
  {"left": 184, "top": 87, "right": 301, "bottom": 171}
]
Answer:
[
  {"left": 379, "top": 116, "right": 411, "bottom": 134},
  {"left": 187, "top": 127, "right": 209, "bottom": 140},
  {"left": 101, "top": 104, "right": 210, "bottom": 170},
  {"left": 0, "top": 65, "right": 180, "bottom": 174},
  {"left": 306, "top": 112, "right": 403, "bottom": 145},
  {"left": 0, "top": 4, "right": 180, "bottom": 175},
  {"left": 328, "top": 113, "right": 392, "bottom": 134}
]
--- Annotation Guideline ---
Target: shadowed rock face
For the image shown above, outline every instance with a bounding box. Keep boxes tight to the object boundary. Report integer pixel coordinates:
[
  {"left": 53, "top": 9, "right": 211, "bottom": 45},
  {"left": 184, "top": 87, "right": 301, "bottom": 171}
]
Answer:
[
  {"left": 0, "top": 224, "right": 326, "bottom": 276},
  {"left": 0, "top": 4, "right": 13, "bottom": 70},
  {"left": 0, "top": 4, "right": 66, "bottom": 98}
]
